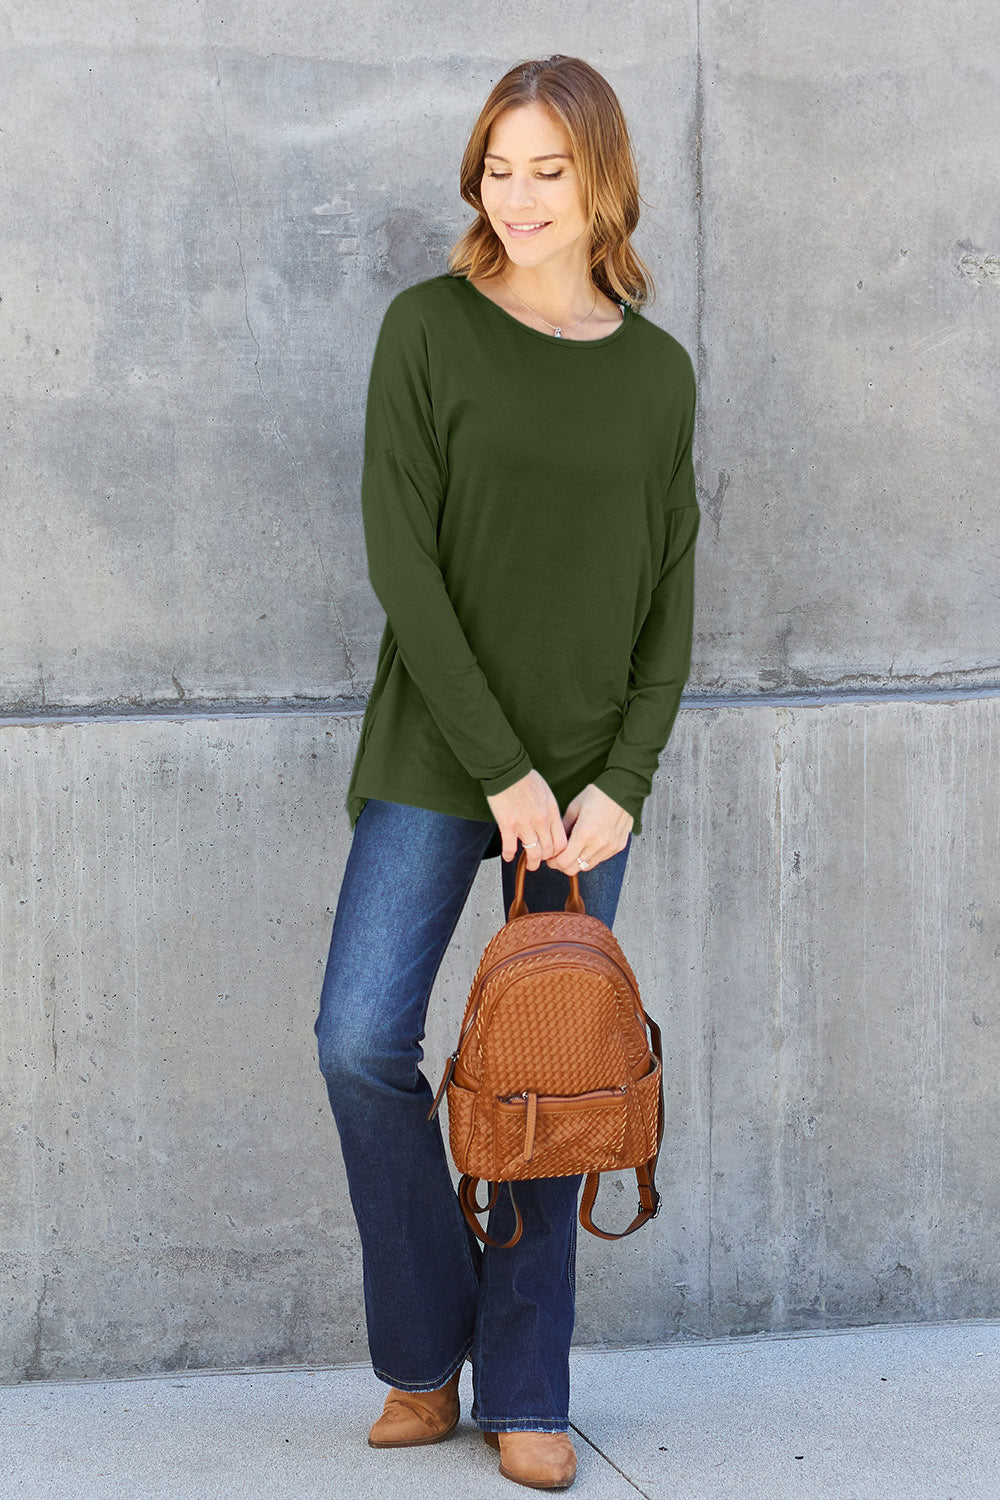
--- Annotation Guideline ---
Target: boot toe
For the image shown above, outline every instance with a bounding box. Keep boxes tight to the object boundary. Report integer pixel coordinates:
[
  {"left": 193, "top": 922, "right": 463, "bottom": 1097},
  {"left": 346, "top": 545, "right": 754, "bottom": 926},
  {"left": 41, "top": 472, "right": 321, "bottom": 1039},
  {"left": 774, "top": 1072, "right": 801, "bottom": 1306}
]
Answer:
[
  {"left": 483, "top": 1429, "right": 577, "bottom": 1489},
  {"left": 367, "top": 1369, "right": 462, "bottom": 1448}
]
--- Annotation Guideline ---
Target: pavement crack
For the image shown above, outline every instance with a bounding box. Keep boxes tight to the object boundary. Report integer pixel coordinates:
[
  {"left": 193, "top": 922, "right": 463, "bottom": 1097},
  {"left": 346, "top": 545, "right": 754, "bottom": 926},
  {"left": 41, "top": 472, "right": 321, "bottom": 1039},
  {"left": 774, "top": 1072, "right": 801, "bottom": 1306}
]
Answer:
[{"left": 570, "top": 1423, "right": 654, "bottom": 1498}]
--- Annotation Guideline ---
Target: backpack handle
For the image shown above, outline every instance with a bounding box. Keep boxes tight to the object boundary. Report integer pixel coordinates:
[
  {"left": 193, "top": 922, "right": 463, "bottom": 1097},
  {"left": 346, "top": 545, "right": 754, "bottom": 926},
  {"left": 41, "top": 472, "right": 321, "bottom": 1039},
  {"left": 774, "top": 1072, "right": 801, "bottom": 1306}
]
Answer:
[{"left": 508, "top": 845, "right": 586, "bottom": 920}]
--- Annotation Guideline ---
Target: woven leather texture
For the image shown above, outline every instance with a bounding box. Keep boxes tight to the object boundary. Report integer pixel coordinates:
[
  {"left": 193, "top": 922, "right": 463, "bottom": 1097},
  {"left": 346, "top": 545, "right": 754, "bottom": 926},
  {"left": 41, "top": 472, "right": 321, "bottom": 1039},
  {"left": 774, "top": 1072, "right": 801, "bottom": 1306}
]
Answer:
[{"left": 446, "top": 907, "right": 660, "bottom": 1182}]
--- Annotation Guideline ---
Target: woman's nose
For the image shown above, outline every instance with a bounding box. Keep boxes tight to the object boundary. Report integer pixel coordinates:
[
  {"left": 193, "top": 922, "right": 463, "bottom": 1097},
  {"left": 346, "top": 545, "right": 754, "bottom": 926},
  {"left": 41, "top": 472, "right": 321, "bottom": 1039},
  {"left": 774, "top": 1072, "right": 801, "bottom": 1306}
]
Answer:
[{"left": 506, "top": 175, "right": 536, "bottom": 208}]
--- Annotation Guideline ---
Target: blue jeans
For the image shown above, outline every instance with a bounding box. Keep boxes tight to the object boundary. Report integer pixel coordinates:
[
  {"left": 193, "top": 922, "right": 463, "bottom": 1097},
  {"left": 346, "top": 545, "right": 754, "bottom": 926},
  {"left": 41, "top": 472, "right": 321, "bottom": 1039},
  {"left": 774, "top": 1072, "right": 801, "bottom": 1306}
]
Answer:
[{"left": 314, "top": 796, "right": 631, "bottom": 1433}]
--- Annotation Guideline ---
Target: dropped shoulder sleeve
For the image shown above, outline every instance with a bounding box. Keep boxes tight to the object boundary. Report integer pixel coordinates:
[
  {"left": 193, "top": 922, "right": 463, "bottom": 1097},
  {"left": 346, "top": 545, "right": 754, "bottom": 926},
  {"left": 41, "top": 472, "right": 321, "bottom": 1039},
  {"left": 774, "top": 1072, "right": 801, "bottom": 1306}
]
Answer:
[
  {"left": 590, "top": 373, "right": 700, "bottom": 822},
  {"left": 360, "top": 295, "right": 534, "bottom": 797}
]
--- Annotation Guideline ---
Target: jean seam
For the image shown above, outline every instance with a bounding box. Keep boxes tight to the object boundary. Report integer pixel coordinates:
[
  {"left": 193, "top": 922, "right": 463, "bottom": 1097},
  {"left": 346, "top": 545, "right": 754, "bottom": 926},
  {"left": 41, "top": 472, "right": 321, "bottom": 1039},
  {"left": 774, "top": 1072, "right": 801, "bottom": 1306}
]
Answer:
[
  {"left": 373, "top": 1338, "right": 472, "bottom": 1393},
  {"left": 457, "top": 1210, "right": 482, "bottom": 1286},
  {"left": 566, "top": 1209, "right": 577, "bottom": 1297},
  {"left": 475, "top": 1418, "right": 571, "bottom": 1432}
]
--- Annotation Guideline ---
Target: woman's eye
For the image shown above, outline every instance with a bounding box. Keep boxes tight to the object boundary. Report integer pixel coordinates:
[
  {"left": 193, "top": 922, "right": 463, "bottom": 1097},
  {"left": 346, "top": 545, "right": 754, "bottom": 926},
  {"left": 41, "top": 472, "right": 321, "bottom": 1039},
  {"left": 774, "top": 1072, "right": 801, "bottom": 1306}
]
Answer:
[{"left": 486, "top": 170, "right": 562, "bottom": 180}]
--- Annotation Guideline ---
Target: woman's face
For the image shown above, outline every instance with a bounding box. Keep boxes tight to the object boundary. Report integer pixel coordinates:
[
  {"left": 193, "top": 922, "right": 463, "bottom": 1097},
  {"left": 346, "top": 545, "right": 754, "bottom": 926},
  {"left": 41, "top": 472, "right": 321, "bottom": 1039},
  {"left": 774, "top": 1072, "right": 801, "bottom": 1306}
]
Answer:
[{"left": 480, "top": 102, "right": 591, "bottom": 272}]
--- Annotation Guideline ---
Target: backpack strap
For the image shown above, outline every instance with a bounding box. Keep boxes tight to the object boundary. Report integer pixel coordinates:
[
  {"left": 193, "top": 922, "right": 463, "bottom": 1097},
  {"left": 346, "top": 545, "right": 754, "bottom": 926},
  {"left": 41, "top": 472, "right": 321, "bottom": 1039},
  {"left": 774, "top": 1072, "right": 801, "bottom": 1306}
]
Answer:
[
  {"left": 457, "top": 1176, "right": 524, "bottom": 1249},
  {"left": 426, "top": 1052, "right": 456, "bottom": 1121},
  {"left": 578, "top": 1016, "right": 665, "bottom": 1241},
  {"left": 579, "top": 1162, "right": 660, "bottom": 1241}
]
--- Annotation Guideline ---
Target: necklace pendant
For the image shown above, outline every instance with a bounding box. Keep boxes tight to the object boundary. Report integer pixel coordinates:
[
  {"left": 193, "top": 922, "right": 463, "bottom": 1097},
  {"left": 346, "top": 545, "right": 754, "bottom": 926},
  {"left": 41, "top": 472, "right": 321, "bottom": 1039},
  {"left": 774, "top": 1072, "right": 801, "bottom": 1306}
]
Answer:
[{"left": 553, "top": 327, "right": 562, "bottom": 338}]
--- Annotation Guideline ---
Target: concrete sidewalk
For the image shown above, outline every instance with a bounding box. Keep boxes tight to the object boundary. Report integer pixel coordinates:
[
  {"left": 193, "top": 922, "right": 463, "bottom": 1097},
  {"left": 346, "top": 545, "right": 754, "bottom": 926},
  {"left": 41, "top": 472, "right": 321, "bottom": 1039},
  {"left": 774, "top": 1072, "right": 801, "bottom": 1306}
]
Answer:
[{"left": 1, "top": 1320, "right": 998, "bottom": 1499}]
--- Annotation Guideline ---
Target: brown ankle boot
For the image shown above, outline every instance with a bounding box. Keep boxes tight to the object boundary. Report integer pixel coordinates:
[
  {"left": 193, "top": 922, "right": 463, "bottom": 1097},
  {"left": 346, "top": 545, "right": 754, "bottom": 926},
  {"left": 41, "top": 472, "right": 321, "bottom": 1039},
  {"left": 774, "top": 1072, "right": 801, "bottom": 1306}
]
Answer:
[
  {"left": 483, "top": 1429, "right": 578, "bottom": 1489},
  {"left": 367, "top": 1367, "right": 462, "bottom": 1448}
]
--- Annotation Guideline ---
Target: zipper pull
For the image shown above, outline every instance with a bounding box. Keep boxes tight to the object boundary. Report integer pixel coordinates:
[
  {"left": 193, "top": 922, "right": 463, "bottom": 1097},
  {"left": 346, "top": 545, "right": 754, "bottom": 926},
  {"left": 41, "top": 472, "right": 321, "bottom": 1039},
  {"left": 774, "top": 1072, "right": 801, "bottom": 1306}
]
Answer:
[{"left": 522, "top": 1091, "right": 537, "bottom": 1163}]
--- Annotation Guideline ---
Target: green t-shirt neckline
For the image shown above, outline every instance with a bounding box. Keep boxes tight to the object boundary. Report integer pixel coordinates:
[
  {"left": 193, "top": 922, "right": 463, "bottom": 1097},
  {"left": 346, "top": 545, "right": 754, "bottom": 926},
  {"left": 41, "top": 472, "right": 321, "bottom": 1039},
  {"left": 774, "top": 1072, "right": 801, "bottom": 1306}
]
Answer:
[{"left": 459, "top": 274, "right": 633, "bottom": 349}]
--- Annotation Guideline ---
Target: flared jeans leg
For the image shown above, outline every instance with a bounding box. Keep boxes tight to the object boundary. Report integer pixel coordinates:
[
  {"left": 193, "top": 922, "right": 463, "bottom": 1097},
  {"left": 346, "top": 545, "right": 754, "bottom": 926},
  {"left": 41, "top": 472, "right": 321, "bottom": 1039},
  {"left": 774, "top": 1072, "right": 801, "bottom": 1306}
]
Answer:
[
  {"left": 313, "top": 796, "right": 631, "bottom": 1427},
  {"left": 314, "top": 796, "right": 494, "bottom": 1390}
]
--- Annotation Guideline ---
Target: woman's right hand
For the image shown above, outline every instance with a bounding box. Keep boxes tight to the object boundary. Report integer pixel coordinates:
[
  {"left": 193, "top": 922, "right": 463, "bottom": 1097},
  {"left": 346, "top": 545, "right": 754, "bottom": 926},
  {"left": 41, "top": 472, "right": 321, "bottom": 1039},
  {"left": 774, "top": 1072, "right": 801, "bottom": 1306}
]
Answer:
[{"left": 486, "top": 770, "right": 569, "bottom": 869}]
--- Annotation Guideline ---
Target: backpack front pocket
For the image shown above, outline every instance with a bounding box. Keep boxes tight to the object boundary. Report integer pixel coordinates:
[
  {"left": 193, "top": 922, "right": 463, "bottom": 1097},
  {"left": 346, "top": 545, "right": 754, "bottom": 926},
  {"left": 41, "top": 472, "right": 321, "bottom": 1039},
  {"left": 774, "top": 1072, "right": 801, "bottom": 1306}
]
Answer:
[
  {"left": 445, "top": 1080, "right": 481, "bottom": 1173},
  {"left": 494, "top": 1086, "right": 629, "bottom": 1179}
]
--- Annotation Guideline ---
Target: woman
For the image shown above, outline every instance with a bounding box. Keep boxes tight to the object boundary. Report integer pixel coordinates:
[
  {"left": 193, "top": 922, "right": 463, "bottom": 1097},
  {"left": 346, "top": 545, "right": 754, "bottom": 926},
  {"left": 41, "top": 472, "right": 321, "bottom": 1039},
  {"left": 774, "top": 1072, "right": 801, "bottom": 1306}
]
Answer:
[{"left": 315, "top": 54, "right": 699, "bottom": 1491}]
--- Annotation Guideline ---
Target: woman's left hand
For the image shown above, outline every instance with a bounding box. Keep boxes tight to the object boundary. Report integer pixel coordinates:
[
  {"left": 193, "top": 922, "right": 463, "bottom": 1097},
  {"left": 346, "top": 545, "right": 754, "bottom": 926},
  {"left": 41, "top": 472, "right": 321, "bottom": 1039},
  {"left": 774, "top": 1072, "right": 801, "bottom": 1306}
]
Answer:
[{"left": 544, "top": 784, "right": 634, "bottom": 874}]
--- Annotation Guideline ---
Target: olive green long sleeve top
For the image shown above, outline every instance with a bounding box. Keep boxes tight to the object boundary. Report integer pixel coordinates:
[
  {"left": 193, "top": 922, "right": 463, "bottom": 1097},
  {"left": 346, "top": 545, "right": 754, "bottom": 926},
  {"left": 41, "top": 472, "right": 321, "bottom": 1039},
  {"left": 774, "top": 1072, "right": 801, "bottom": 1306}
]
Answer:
[{"left": 345, "top": 272, "right": 700, "bottom": 861}]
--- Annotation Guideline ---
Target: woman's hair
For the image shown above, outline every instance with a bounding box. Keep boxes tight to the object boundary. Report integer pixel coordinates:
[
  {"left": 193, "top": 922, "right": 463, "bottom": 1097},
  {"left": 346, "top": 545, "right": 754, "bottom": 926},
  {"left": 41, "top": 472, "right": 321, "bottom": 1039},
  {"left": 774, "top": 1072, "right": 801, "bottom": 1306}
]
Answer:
[{"left": 447, "top": 55, "right": 655, "bottom": 308}]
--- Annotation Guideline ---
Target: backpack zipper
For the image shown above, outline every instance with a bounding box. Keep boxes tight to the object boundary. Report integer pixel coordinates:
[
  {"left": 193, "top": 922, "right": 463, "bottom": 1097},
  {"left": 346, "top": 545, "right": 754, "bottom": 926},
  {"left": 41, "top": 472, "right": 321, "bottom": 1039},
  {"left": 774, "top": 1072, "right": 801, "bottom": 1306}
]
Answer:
[
  {"left": 497, "top": 1085, "right": 628, "bottom": 1104},
  {"left": 455, "top": 940, "right": 640, "bottom": 1053},
  {"left": 428, "top": 942, "right": 644, "bottom": 1125},
  {"left": 480, "top": 939, "right": 635, "bottom": 996},
  {"left": 496, "top": 1084, "right": 630, "bottom": 1163}
]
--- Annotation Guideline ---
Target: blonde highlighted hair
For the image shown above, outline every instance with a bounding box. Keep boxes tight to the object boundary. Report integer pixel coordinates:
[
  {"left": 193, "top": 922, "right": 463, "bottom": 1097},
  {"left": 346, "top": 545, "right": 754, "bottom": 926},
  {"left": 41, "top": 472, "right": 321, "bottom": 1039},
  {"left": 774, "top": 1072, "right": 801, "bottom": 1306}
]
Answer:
[{"left": 447, "top": 55, "right": 655, "bottom": 309}]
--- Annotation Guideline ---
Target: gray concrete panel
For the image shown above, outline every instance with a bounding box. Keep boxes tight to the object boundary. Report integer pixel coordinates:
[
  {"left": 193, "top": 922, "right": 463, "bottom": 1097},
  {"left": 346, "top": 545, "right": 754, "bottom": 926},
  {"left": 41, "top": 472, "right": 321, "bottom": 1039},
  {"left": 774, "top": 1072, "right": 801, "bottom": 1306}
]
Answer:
[
  {"left": 698, "top": 2, "right": 1000, "bottom": 693},
  {"left": 0, "top": 20, "right": 698, "bottom": 714},
  {"left": 2, "top": 696, "right": 998, "bottom": 1380},
  {"left": 6, "top": 9, "right": 995, "bottom": 714}
]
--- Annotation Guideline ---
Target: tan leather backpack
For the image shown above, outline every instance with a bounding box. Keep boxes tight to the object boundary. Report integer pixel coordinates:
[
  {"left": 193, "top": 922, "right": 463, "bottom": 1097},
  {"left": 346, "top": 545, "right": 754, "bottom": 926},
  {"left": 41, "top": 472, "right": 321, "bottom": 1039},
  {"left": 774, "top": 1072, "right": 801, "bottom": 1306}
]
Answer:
[{"left": 428, "top": 847, "right": 663, "bottom": 1248}]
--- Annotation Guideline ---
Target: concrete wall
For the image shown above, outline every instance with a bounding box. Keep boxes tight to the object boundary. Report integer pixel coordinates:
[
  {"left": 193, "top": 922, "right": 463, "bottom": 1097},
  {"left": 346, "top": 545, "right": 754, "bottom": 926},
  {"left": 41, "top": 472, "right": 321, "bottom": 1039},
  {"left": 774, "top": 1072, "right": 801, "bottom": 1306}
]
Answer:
[{"left": 1, "top": 4, "right": 998, "bottom": 1380}]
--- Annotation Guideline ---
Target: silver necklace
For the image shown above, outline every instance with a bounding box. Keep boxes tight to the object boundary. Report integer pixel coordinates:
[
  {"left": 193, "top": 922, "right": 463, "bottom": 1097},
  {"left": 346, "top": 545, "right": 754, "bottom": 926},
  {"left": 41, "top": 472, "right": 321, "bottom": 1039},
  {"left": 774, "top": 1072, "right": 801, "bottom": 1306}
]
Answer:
[{"left": 498, "top": 273, "right": 599, "bottom": 338}]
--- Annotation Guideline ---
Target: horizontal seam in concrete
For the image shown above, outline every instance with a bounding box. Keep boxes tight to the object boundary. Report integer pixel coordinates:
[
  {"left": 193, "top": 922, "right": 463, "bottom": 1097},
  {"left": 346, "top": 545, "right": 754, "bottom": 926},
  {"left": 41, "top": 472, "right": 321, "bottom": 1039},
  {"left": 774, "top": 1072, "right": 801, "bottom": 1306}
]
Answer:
[
  {"left": 0, "top": 680, "right": 998, "bottom": 729},
  {"left": 6, "top": 1317, "right": 998, "bottom": 1392}
]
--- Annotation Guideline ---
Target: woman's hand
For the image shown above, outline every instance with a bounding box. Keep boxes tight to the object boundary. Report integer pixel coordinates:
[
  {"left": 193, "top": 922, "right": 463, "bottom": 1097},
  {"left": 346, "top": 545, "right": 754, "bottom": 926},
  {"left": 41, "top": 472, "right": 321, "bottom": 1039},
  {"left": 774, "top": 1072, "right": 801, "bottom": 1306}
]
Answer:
[
  {"left": 543, "top": 783, "right": 633, "bottom": 875},
  {"left": 486, "top": 770, "right": 568, "bottom": 870},
  {"left": 486, "top": 775, "right": 633, "bottom": 873}
]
